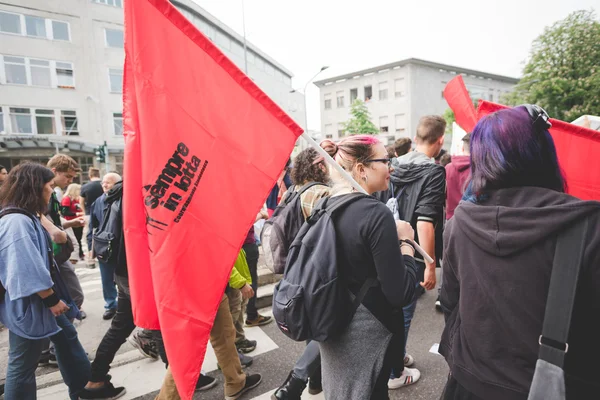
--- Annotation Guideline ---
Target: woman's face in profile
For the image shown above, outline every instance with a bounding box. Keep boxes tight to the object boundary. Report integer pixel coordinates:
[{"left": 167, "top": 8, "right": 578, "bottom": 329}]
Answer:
[{"left": 43, "top": 181, "right": 54, "bottom": 205}]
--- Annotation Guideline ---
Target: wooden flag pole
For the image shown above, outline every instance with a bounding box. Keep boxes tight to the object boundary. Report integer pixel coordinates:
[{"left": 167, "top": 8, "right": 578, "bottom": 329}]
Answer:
[{"left": 301, "top": 132, "right": 434, "bottom": 264}]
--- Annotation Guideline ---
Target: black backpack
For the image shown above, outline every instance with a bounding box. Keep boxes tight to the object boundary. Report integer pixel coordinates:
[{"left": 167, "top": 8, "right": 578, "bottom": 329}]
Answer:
[
  {"left": 273, "top": 193, "right": 378, "bottom": 342},
  {"left": 93, "top": 193, "right": 122, "bottom": 264},
  {"left": 261, "top": 182, "right": 324, "bottom": 274}
]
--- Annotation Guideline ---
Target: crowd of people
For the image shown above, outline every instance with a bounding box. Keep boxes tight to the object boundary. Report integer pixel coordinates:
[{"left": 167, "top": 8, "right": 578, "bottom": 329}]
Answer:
[{"left": 0, "top": 104, "right": 598, "bottom": 400}]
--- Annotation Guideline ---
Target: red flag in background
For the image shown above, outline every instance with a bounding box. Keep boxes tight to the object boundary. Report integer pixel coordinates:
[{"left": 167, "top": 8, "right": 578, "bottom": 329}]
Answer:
[
  {"left": 443, "top": 75, "right": 478, "bottom": 133},
  {"left": 477, "top": 101, "right": 600, "bottom": 201},
  {"left": 122, "top": 0, "right": 303, "bottom": 398},
  {"left": 444, "top": 76, "right": 600, "bottom": 200}
]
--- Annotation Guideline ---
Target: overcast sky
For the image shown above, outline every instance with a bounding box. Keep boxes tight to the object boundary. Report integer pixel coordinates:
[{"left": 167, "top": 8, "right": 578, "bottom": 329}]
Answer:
[{"left": 192, "top": 0, "right": 597, "bottom": 130}]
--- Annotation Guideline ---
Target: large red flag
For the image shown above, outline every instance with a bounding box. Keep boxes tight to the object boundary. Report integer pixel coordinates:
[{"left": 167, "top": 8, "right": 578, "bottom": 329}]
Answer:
[
  {"left": 122, "top": 1, "right": 303, "bottom": 398},
  {"left": 476, "top": 101, "right": 600, "bottom": 200},
  {"left": 444, "top": 76, "right": 600, "bottom": 200},
  {"left": 443, "top": 75, "right": 478, "bottom": 133}
]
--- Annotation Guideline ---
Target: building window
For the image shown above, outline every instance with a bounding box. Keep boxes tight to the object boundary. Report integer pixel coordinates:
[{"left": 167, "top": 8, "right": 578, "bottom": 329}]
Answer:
[
  {"left": 0, "top": 12, "right": 21, "bottom": 34},
  {"left": 3, "top": 55, "right": 76, "bottom": 89},
  {"left": 56, "top": 62, "right": 74, "bottom": 87},
  {"left": 113, "top": 113, "right": 123, "bottom": 135},
  {"left": 379, "top": 81, "right": 389, "bottom": 101},
  {"left": 338, "top": 123, "right": 345, "bottom": 138},
  {"left": 324, "top": 124, "right": 333, "bottom": 137},
  {"left": 34, "top": 109, "right": 56, "bottom": 134},
  {"left": 350, "top": 88, "right": 358, "bottom": 103},
  {"left": 30, "top": 59, "right": 52, "bottom": 87},
  {"left": 109, "top": 68, "right": 123, "bottom": 93},
  {"left": 4, "top": 56, "right": 27, "bottom": 85},
  {"left": 325, "top": 134, "right": 333, "bottom": 139},
  {"left": 105, "top": 28, "right": 124, "bottom": 48},
  {"left": 364, "top": 85, "right": 372, "bottom": 101},
  {"left": 52, "top": 21, "right": 70, "bottom": 41},
  {"left": 10, "top": 108, "right": 33, "bottom": 134},
  {"left": 92, "top": 0, "right": 123, "bottom": 7},
  {"left": 379, "top": 116, "right": 389, "bottom": 133},
  {"left": 114, "top": 155, "right": 124, "bottom": 175},
  {"left": 336, "top": 91, "right": 344, "bottom": 108},
  {"left": 324, "top": 94, "right": 332, "bottom": 110},
  {"left": 0, "top": 109, "right": 4, "bottom": 133},
  {"left": 25, "top": 15, "right": 46, "bottom": 38},
  {"left": 395, "top": 78, "right": 406, "bottom": 98},
  {"left": 395, "top": 114, "right": 406, "bottom": 133},
  {"left": 62, "top": 110, "right": 78, "bottom": 135}
]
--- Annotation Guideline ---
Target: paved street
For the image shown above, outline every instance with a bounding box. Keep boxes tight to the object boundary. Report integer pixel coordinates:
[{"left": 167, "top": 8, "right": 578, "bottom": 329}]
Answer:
[{"left": 0, "top": 263, "right": 447, "bottom": 400}]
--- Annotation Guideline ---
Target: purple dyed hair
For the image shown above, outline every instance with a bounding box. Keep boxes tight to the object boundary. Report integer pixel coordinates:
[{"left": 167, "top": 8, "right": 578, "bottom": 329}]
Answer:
[{"left": 465, "top": 106, "right": 566, "bottom": 200}]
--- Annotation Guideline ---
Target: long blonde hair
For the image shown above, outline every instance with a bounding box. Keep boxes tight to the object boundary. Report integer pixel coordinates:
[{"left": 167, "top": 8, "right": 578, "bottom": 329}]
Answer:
[{"left": 64, "top": 183, "right": 81, "bottom": 199}]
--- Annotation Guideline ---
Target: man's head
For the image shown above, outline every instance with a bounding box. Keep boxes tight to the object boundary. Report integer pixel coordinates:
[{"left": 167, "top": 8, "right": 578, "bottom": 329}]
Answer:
[
  {"left": 0, "top": 165, "right": 7, "bottom": 184},
  {"left": 88, "top": 167, "right": 100, "bottom": 180},
  {"left": 461, "top": 133, "right": 471, "bottom": 155},
  {"left": 102, "top": 173, "right": 122, "bottom": 193},
  {"left": 47, "top": 154, "right": 81, "bottom": 190},
  {"left": 393, "top": 138, "right": 412, "bottom": 157},
  {"left": 415, "top": 115, "right": 446, "bottom": 158},
  {"left": 385, "top": 145, "right": 397, "bottom": 159}
]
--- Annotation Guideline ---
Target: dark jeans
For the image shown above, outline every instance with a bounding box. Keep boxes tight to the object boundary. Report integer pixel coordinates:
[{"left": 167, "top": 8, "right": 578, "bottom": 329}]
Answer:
[
  {"left": 372, "top": 334, "right": 402, "bottom": 400},
  {"left": 73, "top": 226, "right": 84, "bottom": 258},
  {"left": 90, "top": 275, "right": 136, "bottom": 382},
  {"left": 98, "top": 261, "right": 118, "bottom": 310},
  {"left": 5, "top": 314, "right": 90, "bottom": 400},
  {"left": 243, "top": 242, "right": 259, "bottom": 320}
]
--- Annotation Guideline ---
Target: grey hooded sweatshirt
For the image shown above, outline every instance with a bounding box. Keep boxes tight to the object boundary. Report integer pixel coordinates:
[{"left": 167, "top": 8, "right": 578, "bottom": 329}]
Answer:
[{"left": 440, "top": 187, "right": 600, "bottom": 400}]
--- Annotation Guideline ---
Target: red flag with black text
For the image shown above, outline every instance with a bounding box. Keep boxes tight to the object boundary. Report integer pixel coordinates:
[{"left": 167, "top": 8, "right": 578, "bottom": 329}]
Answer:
[{"left": 122, "top": 0, "right": 303, "bottom": 398}]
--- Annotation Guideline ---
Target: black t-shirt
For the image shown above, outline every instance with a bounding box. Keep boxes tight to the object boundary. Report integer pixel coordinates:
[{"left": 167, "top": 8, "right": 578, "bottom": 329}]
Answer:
[
  {"left": 80, "top": 181, "right": 104, "bottom": 215},
  {"left": 330, "top": 194, "right": 418, "bottom": 334}
]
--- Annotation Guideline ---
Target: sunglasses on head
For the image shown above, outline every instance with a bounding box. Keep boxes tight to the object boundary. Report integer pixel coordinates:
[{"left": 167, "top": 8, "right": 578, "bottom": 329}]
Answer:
[{"left": 522, "top": 104, "right": 552, "bottom": 132}]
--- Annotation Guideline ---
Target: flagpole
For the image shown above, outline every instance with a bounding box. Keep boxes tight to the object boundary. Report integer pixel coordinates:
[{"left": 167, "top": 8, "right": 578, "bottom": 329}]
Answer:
[{"left": 300, "top": 132, "right": 434, "bottom": 263}]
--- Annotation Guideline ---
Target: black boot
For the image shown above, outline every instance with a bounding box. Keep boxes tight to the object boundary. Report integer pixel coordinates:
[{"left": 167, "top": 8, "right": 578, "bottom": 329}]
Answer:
[
  {"left": 271, "top": 371, "right": 307, "bottom": 400},
  {"left": 308, "top": 367, "right": 322, "bottom": 395}
]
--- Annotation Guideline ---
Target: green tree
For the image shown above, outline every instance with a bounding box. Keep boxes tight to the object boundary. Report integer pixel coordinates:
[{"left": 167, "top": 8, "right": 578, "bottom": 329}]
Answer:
[
  {"left": 505, "top": 10, "right": 600, "bottom": 121},
  {"left": 343, "top": 99, "right": 378, "bottom": 135},
  {"left": 443, "top": 108, "right": 455, "bottom": 134}
]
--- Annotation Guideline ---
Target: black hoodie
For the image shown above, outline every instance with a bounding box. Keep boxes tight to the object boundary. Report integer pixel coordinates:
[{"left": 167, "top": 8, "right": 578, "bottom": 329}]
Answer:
[
  {"left": 379, "top": 151, "right": 446, "bottom": 266},
  {"left": 440, "top": 187, "right": 600, "bottom": 400}
]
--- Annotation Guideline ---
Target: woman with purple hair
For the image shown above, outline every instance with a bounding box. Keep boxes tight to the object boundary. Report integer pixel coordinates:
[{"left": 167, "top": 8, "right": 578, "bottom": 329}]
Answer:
[{"left": 439, "top": 105, "right": 600, "bottom": 400}]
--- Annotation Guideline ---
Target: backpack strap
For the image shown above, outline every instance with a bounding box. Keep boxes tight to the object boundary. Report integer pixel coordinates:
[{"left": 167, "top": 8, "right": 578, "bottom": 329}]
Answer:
[
  {"left": 325, "top": 193, "right": 369, "bottom": 216},
  {"left": 538, "top": 219, "right": 588, "bottom": 368}
]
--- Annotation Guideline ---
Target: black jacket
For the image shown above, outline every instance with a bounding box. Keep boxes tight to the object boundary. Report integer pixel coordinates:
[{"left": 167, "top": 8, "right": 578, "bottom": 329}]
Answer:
[
  {"left": 105, "top": 181, "right": 128, "bottom": 277},
  {"left": 440, "top": 187, "right": 600, "bottom": 400},
  {"left": 378, "top": 151, "right": 446, "bottom": 266}
]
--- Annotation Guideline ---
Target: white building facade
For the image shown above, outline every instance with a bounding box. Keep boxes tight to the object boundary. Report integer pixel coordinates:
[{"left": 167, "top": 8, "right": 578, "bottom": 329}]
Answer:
[
  {"left": 0, "top": 0, "right": 303, "bottom": 181},
  {"left": 315, "top": 58, "right": 518, "bottom": 145}
]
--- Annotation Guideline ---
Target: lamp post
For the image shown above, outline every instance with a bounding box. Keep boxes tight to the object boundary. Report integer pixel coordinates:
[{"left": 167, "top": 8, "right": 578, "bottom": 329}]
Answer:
[{"left": 291, "top": 66, "right": 329, "bottom": 138}]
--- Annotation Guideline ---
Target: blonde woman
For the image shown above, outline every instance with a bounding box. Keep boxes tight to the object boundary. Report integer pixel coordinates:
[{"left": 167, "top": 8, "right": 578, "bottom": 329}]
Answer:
[{"left": 61, "top": 183, "right": 85, "bottom": 261}]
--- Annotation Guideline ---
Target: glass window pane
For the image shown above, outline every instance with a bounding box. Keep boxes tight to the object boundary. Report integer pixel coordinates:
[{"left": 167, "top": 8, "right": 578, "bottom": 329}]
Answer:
[
  {"left": 36, "top": 115, "right": 56, "bottom": 134},
  {"left": 10, "top": 109, "right": 32, "bottom": 134},
  {"left": 30, "top": 59, "right": 50, "bottom": 66},
  {"left": 113, "top": 113, "right": 123, "bottom": 135},
  {"left": 62, "top": 111, "right": 78, "bottom": 135},
  {"left": 36, "top": 109, "right": 54, "bottom": 115},
  {"left": 52, "top": 21, "right": 69, "bottom": 41},
  {"left": 31, "top": 65, "right": 52, "bottom": 87},
  {"left": 0, "top": 12, "right": 21, "bottom": 34},
  {"left": 3, "top": 56, "right": 25, "bottom": 63},
  {"left": 105, "top": 29, "right": 124, "bottom": 48},
  {"left": 25, "top": 15, "right": 46, "bottom": 37},
  {"left": 109, "top": 68, "right": 123, "bottom": 92},
  {"left": 114, "top": 0, "right": 123, "bottom": 7},
  {"left": 5, "top": 63, "right": 27, "bottom": 85},
  {"left": 56, "top": 62, "right": 72, "bottom": 69},
  {"left": 57, "top": 68, "right": 74, "bottom": 87}
]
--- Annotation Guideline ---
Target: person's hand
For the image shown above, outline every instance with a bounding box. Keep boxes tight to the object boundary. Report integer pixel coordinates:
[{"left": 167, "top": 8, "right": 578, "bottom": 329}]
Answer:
[
  {"left": 420, "top": 266, "right": 437, "bottom": 291},
  {"left": 74, "top": 217, "right": 86, "bottom": 227},
  {"left": 396, "top": 220, "right": 414, "bottom": 241},
  {"left": 49, "top": 300, "right": 70, "bottom": 317},
  {"left": 261, "top": 210, "right": 269, "bottom": 220},
  {"left": 240, "top": 284, "right": 255, "bottom": 300}
]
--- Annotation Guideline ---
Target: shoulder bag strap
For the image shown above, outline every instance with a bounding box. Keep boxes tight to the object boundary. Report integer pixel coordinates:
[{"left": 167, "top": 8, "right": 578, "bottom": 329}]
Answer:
[{"left": 538, "top": 219, "right": 588, "bottom": 368}]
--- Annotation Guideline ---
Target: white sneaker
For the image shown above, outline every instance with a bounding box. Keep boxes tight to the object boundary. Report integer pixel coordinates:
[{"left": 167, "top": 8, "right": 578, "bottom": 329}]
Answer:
[
  {"left": 388, "top": 367, "right": 421, "bottom": 389},
  {"left": 404, "top": 354, "right": 415, "bottom": 367}
]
